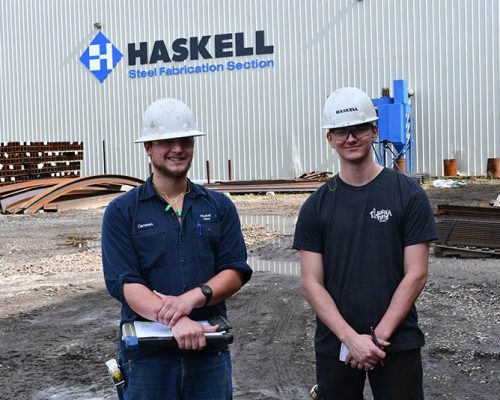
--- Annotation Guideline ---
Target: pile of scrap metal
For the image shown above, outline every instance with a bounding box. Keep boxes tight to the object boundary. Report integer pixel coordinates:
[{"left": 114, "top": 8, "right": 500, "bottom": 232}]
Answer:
[
  {"left": 297, "top": 171, "right": 333, "bottom": 181},
  {"left": 434, "top": 203, "right": 500, "bottom": 258},
  {"left": 0, "top": 175, "right": 144, "bottom": 214},
  {"left": 204, "top": 171, "right": 333, "bottom": 194},
  {"left": 205, "top": 179, "right": 324, "bottom": 194}
]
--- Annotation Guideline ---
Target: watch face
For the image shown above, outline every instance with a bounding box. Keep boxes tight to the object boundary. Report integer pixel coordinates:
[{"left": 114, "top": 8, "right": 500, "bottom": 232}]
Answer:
[
  {"left": 201, "top": 285, "right": 212, "bottom": 296},
  {"left": 200, "top": 284, "right": 212, "bottom": 307}
]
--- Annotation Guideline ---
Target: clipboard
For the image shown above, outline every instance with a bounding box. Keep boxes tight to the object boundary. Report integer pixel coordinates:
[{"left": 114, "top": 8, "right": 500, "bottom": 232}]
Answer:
[{"left": 121, "top": 315, "right": 234, "bottom": 350}]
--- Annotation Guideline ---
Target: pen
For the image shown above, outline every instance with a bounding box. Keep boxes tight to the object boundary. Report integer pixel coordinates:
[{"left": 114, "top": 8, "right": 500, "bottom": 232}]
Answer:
[
  {"left": 197, "top": 221, "right": 202, "bottom": 236},
  {"left": 370, "top": 326, "right": 384, "bottom": 367},
  {"left": 370, "top": 326, "right": 379, "bottom": 347}
]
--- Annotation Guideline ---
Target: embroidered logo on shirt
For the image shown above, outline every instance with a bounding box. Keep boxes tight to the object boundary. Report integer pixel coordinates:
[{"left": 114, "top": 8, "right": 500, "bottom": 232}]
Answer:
[
  {"left": 370, "top": 208, "right": 392, "bottom": 223},
  {"left": 136, "top": 222, "right": 155, "bottom": 230},
  {"left": 193, "top": 212, "right": 217, "bottom": 222}
]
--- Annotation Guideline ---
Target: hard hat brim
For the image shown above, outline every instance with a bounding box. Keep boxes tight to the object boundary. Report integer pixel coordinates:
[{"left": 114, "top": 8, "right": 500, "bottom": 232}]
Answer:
[
  {"left": 134, "top": 130, "right": 206, "bottom": 143},
  {"left": 322, "top": 115, "right": 378, "bottom": 129}
]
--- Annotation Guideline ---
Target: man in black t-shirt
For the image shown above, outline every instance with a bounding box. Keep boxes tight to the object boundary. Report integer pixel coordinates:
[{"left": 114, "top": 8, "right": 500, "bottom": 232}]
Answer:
[{"left": 293, "top": 87, "right": 437, "bottom": 400}]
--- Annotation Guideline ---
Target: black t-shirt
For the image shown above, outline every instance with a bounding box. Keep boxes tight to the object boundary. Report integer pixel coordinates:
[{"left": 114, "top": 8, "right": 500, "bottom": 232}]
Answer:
[{"left": 293, "top": 168, "right": 437, "bottom": 356}]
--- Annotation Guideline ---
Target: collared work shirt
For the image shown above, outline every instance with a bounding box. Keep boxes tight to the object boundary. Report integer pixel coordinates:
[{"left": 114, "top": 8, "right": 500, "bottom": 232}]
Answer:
[{"left": 102, "top": 176, "right": 252, "bottom": 325}]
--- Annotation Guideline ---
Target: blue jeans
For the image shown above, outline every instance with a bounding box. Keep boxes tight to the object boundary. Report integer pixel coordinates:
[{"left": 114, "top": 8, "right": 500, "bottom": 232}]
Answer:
[{"left": 118, "top": 350, "right": 232, "bottom": 400}]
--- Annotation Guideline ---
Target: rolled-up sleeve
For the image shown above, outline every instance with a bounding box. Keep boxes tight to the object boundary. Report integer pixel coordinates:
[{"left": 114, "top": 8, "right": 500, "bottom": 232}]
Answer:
[
  {"left": 214, "top": 196, "right": 252, "bottom": 284},
  {"left": 101, "top": 201, "right": 148, "bottom": 304}
]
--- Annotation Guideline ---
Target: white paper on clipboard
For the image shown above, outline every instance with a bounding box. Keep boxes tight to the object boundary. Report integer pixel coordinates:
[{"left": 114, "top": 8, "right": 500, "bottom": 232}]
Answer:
[{"left": 133, "top": 321, "right": 225, "bottom": 338}]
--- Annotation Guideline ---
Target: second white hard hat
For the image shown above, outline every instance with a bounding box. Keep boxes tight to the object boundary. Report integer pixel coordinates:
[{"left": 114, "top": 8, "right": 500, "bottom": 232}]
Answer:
[
  {"left": 134, "top": 98, "right": 206, "bottom": 143},
  {"left": 322, "top": 87, "right": 378, "bottom": 129}
]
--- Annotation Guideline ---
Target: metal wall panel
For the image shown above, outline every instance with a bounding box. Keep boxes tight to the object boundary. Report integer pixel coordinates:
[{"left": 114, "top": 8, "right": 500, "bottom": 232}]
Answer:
[{"left": 1, "top": 0, "right": 499, "bottom": 180}]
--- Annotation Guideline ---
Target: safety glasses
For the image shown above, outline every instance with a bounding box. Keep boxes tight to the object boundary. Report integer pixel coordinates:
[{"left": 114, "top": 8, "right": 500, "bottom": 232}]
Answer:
[{"left": 329, "top": 123, "right": 373, "bottom": 141}]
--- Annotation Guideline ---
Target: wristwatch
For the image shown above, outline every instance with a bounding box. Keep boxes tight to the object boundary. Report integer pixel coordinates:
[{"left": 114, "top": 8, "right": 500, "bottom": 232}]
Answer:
[{"left": 199, "top": 284, "right": 213, "bottom": 307}]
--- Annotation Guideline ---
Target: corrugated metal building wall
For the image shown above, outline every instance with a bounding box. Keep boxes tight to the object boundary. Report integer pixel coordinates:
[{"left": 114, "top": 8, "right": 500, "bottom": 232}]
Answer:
[{"left": 1, "top": 0, "right": 499, "bottom": 181}]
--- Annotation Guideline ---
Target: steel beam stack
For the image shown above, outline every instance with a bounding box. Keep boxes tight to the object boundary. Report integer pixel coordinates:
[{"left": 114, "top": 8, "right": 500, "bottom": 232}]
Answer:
[
  {"left": 434, "top": 205, "right": 500, "bottom": 258},
  {"left": 0, "top": 142, "right": 83, "bottom": 186}
]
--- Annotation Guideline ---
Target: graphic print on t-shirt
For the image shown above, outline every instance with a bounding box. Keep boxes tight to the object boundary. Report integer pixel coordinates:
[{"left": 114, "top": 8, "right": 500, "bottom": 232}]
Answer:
[{"left": 369, "top": 208, "right": 393, "bottom": 223}]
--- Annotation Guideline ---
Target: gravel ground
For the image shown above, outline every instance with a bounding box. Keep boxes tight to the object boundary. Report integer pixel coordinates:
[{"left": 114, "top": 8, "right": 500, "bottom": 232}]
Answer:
[{"left": 0, "top": 179, "right": 498, "bottom": 399}]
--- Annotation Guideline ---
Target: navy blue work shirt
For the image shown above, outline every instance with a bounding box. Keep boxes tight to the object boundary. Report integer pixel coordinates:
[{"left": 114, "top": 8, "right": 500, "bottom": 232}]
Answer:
[{"left": 102, "top": 176, "right": 252, "bottom": 326}]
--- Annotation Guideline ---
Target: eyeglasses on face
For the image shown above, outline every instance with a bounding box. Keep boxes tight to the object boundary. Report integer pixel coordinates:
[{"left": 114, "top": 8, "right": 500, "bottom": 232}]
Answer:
[{"left": 329, "top": 124, "right": 373, "bottom": 140}]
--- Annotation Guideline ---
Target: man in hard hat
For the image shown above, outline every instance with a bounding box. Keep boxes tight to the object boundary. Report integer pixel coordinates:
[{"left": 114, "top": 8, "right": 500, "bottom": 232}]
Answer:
[
  {"left": 293, "top": 87, "right": 437, "bottom": 399},
  {"left": 102, "top": 98, "right": 252, "bottom": 400}
]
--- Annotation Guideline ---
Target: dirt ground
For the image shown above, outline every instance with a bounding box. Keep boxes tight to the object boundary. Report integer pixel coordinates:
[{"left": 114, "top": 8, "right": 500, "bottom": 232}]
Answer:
[{"left": 0, "top": 178, "right": 499, "bottom": 400}]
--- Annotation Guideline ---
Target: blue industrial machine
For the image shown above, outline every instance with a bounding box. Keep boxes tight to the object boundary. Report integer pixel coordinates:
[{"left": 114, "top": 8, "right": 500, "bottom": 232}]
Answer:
[{"left": 371, "top": 79, "right": 414, "bottom": 173}]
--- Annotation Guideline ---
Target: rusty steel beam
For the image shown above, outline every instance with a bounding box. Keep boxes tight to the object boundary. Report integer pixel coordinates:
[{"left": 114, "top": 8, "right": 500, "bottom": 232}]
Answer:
[
  {"left": 434, "top": 244, "right": 500, "bottom": 258},
  {"left": 436, "top": 219, "right": 500, "bottom": 249},
  {"left": 437, "top": 204, "right": 500, "bottom": 220},
  {"left": 43, "top": 192, "right": 124, "bottom": 212},
  {"left": 0, "top": 179, "right": 73, "bottom": 213},
  {"left": 204, "top": 180, "right": 324, "bottom": 193},
  {"left": 7, "top": 175, "right": 143, "bottom": 214},
  {"left": 1, "top": 188, "right": 46, "bottom": 211},
  {"left": 0, "top": 178, "right": 71, "bottom": 196}
]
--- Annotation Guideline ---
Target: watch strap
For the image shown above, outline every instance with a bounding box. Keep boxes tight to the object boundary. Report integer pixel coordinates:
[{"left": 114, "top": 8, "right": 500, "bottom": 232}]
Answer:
[{"left": 199, "top": 284, "right": 213, "bottom": 307}]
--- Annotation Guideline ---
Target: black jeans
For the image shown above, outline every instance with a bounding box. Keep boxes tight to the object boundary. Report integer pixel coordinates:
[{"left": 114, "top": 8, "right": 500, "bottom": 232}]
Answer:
[{"left": 316, "top": 348, "right": 424, "bottom": 400}]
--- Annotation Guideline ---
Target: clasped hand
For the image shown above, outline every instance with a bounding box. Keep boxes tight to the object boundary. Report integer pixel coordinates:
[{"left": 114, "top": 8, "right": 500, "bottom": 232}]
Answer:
[
  {"left": 170, "top": 316, "right": 219, "bottom": 350},
  {"left": 154, "top": 290, "right": 195, "bottom": 327},
  {"left": 153, "top": 290, "right": 219, "bottom": 350},
  {"left": 344, "top": 334, "right": 390, "bottom": 371}
]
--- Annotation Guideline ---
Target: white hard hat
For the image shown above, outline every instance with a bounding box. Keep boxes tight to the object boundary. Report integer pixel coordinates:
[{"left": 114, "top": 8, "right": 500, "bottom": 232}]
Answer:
[
  {"left": 134, "top": 98, "right": 206, "bottom": 143},
  {"left": 322, "top": 87, "right": 378, "bottom": 129}
]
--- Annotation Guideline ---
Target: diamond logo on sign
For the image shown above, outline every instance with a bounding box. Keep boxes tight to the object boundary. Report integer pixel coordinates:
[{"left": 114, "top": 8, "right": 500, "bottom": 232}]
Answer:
[{"left": 80, "top": 32, "right": 123, "bottom": 83}]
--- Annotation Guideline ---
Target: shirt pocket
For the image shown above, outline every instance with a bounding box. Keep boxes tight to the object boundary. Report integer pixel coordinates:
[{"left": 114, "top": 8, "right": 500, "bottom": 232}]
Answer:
[
  {"left": 194, "top": 222, "right": 222, "bottom": 262},
  {"left": 132, "top": 231, "right": 168, "bottom": 271}
]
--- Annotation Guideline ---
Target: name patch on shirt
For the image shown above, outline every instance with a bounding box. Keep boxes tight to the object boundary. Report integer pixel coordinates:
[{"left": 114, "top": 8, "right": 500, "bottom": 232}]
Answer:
[
  {"left": 193, "top": 212, "right": 217, "bottom": 222},
  {"left": 136, "top": 222, "right": 156, "bottom": 230}
]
